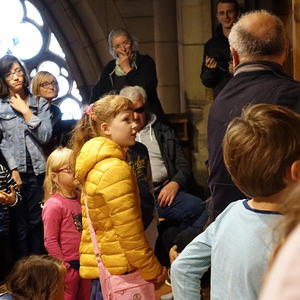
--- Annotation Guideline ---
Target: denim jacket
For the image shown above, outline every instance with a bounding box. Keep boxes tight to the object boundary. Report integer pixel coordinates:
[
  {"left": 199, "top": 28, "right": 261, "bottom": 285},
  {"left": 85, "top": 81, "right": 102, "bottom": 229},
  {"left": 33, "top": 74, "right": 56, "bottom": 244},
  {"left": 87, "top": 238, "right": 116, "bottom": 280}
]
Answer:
[{"left": 0, "top": 94, "right": 52, "bottom": 175}]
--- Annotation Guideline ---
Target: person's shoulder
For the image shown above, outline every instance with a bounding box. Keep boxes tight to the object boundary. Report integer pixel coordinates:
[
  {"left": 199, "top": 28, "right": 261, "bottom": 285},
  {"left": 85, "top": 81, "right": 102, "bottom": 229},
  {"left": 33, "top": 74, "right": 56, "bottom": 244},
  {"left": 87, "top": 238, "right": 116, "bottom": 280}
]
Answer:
[
  {"left": 215, "top": 200, "right": 245, "bottom": 221},
  {"left": 51, "top": 103, "right": 61, "bottom": 113},
  {"left": 102, "top": 59, "right": 116, "bottom": 73},
  {"left": 153, "top": 119, "right": 176, "bottom": 138},
  {"left": 153, "top": 117, "right": 171, "bottom": 129},
  {"left": 44, "top": 194, "right": 64, "bottom": 208},
  {"left": 128, "top": 141, "right": 149, "bottom": 156},
  {"left": 136, "top": 52, "right": 155, "bottom": 64},
  {"left": 205, "top": 26, "right": 225, "bottom": 43},
  {"left": 204, "top": 36, "right": 216, "bottom": 46},
  {"left": 0, "top": 293, "right": 12, "bottom": 300},
  {"left": 0, "top": 163, "right": 7, "bottom": 173}
]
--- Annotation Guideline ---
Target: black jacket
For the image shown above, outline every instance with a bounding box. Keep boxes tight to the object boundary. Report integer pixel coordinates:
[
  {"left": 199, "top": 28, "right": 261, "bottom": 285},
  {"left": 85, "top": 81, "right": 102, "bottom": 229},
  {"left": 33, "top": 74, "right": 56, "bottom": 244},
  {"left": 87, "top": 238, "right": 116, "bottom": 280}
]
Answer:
[
  {"left": 207, "top": 61, "right": 300, "bottom": 220},
  {"left": 200, "top": 25, "right": 232, "bottom": 98},
  {"left": 127, "top": 142, "right": 155, "bottom": 229},
  {"left": 152, "top": 120, "right": 191, "bottom": 190},
  {"left": 89, "top": 52, "right": 165, "bottom": 119}
]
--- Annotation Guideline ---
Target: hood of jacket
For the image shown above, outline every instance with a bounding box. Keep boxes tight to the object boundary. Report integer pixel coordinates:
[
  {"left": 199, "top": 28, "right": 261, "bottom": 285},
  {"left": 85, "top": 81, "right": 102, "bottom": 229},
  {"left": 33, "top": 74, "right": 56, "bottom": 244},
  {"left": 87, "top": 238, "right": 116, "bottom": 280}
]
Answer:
[
  {"left": 76, "top": 137, "right": 127, "bottom": 183},
  {"left": 136, "top": 113, "right": 157, "bottom": 143}
]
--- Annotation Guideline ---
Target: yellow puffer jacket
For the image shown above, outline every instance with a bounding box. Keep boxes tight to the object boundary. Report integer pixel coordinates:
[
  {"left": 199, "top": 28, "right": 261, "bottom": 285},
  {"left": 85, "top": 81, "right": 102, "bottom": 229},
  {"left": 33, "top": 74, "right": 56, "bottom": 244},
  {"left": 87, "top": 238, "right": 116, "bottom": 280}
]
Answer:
[{"left": 76, "top": 137, "right": 162, "bottom": 280}]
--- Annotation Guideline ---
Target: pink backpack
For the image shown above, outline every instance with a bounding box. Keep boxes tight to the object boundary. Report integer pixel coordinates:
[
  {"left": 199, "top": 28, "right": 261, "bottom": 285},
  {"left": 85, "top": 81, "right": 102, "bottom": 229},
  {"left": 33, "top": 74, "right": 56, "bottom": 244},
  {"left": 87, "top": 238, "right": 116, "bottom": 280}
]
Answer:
[{"left": 83, "top": 191, "right": 157, "bottom": 300}]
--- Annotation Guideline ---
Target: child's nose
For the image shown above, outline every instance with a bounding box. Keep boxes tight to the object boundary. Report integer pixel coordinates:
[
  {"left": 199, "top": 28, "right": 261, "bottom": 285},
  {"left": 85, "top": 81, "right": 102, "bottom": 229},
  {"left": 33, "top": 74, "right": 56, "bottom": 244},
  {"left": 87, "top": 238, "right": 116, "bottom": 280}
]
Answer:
[{"left": 132, "top": 122, "right": 138, "bottom": 132}]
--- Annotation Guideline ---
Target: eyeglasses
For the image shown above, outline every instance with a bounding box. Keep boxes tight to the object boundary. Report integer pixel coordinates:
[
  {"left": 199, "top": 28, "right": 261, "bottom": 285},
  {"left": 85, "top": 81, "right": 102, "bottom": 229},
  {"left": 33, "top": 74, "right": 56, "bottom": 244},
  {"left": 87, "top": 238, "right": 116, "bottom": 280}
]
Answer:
[
  {"left": 5, "top": 68, "right": 23, "bottom": 80},
  {"left": 40, "top": 81, "right": 58, "bottom": 88},
  {"left": 134, "top": 106, "right": 145, "bottom": 114},
  {"left": 54, "top": 167, "right": 73, "bottom": 174},
  {"left": 113, "top": 39, "right": 131, "bottom": 51}
]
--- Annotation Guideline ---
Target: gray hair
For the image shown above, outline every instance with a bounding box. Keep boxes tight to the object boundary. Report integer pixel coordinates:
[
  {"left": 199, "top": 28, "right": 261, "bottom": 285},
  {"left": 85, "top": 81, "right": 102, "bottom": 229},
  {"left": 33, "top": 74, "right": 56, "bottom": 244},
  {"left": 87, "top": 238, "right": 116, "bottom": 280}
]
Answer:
[
  {"left": 228, "top": 10, "right": 286, "bottom": 59},
  {"left": 108, "top": 28, "right": 139, "bottom": 59},
  {"left": 119, "top": 85, "right": 147, "bottom": 104}
]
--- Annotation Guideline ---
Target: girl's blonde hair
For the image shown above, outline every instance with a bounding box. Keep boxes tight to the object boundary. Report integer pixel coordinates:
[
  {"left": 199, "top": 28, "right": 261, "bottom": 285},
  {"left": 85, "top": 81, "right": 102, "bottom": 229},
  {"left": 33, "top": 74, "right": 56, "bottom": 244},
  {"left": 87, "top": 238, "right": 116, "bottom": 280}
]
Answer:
[
  {"left": 4, "top": 255, "right": 65, "bottom": 300},
  {"left": 43, "top": 147, "right": 73, "bottom": 201},
  {"left": 70, "top": 95, "right": 133, "bottom": 164},
  {"left": 31, "top": 71, "right": 59, "bottom": 97}
]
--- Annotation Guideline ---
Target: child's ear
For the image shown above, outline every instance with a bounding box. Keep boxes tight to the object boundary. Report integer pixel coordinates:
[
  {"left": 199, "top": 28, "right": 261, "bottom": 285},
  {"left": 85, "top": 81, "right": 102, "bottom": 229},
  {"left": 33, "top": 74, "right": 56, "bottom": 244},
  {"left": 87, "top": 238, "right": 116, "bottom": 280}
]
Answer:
[
  {"left": 100, "top": 122, "right": 111, "bottom": 137},
  {"left": 51, "top": 172, "right": 58, "bottom": 184},
  {"left": 290, "top": 160, "right": 300, "bottom": 181}
]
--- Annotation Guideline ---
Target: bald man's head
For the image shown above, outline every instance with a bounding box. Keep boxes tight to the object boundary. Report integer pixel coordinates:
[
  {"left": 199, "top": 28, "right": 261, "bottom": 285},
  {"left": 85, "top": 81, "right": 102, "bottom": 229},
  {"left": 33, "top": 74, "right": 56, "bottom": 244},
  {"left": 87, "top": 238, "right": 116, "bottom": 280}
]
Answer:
[{"left": 229, "top": 10, "right": 287, "bottom": 63}]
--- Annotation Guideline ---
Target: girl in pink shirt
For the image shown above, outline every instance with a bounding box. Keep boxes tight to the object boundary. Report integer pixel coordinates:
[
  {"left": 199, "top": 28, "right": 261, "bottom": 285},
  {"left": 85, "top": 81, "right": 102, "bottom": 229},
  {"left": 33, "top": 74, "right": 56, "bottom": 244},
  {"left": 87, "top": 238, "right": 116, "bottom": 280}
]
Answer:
[{"left": 42, "top": 147, "right": 91, "bottom": 300}]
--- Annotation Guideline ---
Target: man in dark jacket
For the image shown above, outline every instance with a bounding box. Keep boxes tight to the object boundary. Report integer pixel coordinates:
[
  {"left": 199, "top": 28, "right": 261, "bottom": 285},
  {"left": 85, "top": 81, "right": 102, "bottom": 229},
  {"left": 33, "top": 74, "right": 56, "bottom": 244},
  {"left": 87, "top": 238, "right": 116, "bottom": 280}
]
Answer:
[
  {"left": 207, "top": 10, "right": 300, "bottom": 220},
  {"left": 120, "top": 86, "right": 205, "bottom": 230},
  {"left": 201, "top": 0, "right": 240, "bottom": 98}
]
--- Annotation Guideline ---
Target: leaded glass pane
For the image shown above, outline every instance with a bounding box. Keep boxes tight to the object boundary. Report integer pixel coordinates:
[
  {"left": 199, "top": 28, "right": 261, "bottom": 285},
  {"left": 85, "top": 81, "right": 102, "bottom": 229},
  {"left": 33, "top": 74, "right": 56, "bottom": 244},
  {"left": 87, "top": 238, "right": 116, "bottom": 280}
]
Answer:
[
  {"left": 25, "top": 1, "right": 43, "bottom": 26},
  {"left": 57, "top": 75, "right": 69, "bottom": 98},
  {"left": 60, "top": 98, "right": 82, "bottom": 120},
  {"left": 12, "top": 23, "right": 43, "bottom": 59},
  {"left": 71, "top": 81, "right": 82, "bottom": 101},
  {"left": 49, "top": 33, "right": 65, "bottom": 58},
  {"left": 38, "top": 61, "right": 60, "bottom": 77},
  {"left": 0, "top": 0, "right": 82, "bottom": 119}
]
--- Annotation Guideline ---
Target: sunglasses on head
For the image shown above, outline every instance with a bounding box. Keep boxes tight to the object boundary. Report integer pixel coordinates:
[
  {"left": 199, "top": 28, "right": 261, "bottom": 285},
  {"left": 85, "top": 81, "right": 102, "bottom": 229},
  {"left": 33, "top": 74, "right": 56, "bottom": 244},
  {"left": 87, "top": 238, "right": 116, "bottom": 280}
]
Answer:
[{"left": 134, "top": 106, "right": 145, "bottom": 114}]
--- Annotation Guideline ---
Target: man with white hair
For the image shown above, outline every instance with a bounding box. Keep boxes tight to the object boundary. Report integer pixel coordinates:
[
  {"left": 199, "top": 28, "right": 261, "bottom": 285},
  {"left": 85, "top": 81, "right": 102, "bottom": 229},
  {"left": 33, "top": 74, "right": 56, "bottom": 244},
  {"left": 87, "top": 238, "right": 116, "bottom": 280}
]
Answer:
[
  {"left": 120, "top": 86, "right": 206, "bottom": 244},
  {"left": 207, "top": 10, "right": 300, "bottom": 221}
]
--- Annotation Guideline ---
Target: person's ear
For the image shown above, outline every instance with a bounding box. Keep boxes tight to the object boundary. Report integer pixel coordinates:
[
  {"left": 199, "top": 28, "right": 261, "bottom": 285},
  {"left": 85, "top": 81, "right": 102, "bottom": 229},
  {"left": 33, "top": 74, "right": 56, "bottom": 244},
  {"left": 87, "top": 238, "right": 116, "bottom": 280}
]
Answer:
[
  {"left": 290, "top": 160, "right": 300, "bottom": 182},
  {"left": 282, "top": 38, "right": 290, "bottom": 64},
  {"left": 100, "top": 122, "right": 111, "bottom": 137},
  {"left": 51, "top": 172, "right": 58, "bottom": 184},
  {"left": 230, "top": 47, "right": 239, "bottom": 67}
]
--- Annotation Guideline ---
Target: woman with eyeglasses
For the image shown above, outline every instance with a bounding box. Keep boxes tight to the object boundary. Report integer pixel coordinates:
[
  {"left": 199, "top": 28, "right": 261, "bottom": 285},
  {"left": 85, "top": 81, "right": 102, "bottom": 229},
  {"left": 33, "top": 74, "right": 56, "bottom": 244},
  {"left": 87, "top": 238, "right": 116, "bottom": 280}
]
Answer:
[
  {"left": 89, "top": 28, "right": 165, "bottom": 120},
  {"left": 32, "top": 71, "right": 63, "bottom": 156},
  {"left": 0, "top": 55, "right": 52, "bottom": 258}
]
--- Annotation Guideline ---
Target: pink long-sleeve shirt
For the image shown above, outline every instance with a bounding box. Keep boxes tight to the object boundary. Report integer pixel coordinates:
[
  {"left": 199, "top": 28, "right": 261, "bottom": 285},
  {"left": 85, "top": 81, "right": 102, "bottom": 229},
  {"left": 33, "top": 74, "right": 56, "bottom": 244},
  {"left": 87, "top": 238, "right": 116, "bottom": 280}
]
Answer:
[{"left": 42, "top": 193, "right": 82, "bottom": 264}]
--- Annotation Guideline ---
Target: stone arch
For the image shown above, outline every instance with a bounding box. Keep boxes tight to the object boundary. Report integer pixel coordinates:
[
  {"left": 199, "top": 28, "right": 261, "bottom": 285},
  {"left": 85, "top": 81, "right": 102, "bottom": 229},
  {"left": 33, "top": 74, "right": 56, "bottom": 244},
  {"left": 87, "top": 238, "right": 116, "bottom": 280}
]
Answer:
[{"left": 29, "top": 0, "right": 117, "bottom": 103}]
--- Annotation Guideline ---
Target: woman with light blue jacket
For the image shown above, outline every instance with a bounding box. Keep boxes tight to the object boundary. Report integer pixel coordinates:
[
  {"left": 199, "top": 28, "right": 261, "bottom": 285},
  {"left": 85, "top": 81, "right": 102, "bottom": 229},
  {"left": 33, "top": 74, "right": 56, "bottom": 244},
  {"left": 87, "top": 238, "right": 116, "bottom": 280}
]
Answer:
[{"left": 0, "top": 55, "right": 52, "bottom": 257}]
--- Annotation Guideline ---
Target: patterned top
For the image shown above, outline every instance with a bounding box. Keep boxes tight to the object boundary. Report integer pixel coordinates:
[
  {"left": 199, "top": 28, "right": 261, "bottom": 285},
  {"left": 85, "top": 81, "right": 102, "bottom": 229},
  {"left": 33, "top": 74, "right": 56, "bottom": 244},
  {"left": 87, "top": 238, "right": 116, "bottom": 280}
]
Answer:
[{"left": 0, "top": 164, "right": 21, "bottom": 235}]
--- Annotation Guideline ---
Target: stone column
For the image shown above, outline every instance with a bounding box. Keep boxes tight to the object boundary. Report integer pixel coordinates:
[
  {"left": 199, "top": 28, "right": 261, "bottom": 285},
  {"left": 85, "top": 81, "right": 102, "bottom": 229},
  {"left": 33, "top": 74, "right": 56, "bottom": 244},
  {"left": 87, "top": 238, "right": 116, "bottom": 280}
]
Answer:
[
  {"left": 153, "top": 0, "right": 180, "bottom": 113},
  {"left": 176, "top": 0, "right": 213, "bottom": 188}
]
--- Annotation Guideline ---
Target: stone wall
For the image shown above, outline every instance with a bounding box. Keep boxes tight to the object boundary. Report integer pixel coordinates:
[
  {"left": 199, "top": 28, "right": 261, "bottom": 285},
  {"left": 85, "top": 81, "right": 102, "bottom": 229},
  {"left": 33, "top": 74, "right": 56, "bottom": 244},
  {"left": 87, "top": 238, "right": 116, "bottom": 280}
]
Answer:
[{"left": 30, "top": 0, "right": 294, "bottom": 191}]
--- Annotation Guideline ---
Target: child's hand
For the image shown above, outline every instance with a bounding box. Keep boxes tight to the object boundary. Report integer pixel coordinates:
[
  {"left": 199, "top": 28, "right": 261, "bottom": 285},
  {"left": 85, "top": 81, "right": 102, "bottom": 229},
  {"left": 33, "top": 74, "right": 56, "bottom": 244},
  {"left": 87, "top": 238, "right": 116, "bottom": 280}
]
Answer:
[
  {"left": 0, "top": 185, "right": 16, "bottom": 205},
  {"left": 12, "top": 169, "right": 22, "bottom": 191},
  {"left": 153, "top": 266, "right": 168, "bottom": 284},
  {"left": 169, "top": 245, "right": 180, "bottom": 264}
]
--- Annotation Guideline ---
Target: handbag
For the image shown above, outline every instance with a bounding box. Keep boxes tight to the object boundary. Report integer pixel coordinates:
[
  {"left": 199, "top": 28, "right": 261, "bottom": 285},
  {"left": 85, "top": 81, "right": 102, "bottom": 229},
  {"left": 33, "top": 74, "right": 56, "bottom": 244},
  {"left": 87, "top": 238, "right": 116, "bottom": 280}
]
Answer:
[{"left": 83, "top": 191, "right": 157, "bottom": 300}]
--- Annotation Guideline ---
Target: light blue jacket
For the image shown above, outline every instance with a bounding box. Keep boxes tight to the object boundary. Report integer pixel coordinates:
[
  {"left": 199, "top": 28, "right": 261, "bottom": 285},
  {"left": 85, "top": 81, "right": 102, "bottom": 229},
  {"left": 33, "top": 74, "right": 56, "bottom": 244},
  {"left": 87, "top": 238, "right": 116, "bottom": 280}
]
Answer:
[
  {"left": 0, "top": 94, "right": 52, "bottom": 175},
  {"left": 171, "top": 199, "right": 281, "bottom": 300},
  {"left": 0, "top": 293, "right": 12, "bottom": 299}
]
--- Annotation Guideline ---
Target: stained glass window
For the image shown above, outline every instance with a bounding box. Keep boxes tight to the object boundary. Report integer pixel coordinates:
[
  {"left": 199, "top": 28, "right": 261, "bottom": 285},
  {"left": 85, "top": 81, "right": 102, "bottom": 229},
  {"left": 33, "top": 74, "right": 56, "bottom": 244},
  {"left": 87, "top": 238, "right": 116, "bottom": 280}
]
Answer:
[{"left": 0, "top": 0, "right": 82, "bottom": 120}]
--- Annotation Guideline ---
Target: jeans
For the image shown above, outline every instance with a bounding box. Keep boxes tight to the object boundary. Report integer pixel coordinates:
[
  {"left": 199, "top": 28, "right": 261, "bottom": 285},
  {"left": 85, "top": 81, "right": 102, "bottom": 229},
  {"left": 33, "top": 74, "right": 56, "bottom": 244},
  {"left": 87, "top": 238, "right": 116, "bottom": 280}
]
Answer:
[
  {"left": 13, "top": 170, "right": 45, "bottom": 257},
  {"left": 155, "top": 189, "right": 205, "bottom": 230},
  {"left": 90, "top": 279, "right": 103, "bottom": 300}
]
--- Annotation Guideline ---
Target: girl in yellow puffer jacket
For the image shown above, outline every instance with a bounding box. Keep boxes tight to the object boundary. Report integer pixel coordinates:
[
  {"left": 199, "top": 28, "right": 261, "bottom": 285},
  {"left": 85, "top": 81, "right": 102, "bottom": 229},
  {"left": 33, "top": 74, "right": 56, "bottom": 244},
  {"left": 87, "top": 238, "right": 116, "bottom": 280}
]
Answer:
[{"left": 70, "top": 95, "right": 167, "bottom": 299}]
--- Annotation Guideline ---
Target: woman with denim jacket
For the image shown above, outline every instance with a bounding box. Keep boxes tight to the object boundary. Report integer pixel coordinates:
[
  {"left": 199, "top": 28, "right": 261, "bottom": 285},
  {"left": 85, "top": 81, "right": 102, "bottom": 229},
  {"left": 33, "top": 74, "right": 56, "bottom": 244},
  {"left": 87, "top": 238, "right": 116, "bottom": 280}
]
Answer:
[{"left": 0, "top": 55, "right": 52, "bottom": 258}]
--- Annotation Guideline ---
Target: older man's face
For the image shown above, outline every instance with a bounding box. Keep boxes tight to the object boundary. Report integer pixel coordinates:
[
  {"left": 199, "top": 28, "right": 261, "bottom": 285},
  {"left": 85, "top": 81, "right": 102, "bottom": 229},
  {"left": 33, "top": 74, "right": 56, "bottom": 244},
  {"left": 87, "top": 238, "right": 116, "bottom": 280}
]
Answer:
[
  {"left": 133, "top": 99, "right": 147, "bottom": 132},
  {"left": 216, "top": 2, "right": 238, "bottom": 30}
]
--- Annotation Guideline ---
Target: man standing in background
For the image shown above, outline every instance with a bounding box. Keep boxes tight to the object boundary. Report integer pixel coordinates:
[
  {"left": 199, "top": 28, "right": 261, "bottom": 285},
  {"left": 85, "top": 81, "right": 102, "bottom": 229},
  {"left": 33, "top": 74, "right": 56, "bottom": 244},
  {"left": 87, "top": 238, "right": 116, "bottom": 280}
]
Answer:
[{"left": 201, "top": 0, "right": 240, "bottom": 98}]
